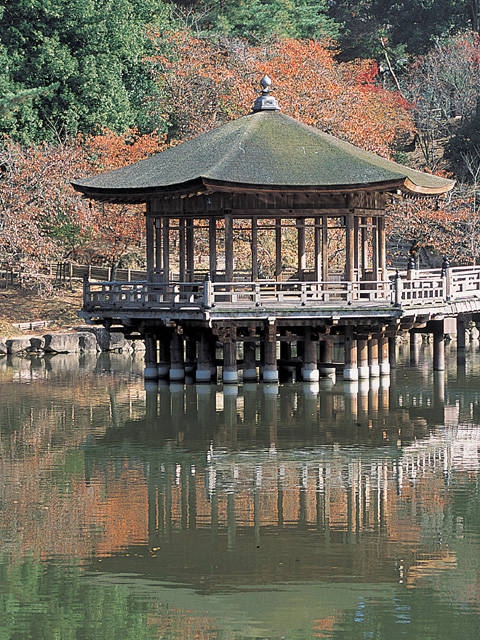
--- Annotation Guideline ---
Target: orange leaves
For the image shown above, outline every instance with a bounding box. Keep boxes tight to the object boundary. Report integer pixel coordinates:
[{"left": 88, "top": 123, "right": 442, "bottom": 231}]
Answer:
[
  {"left": 82, "top": 128, "right": 166, "bottom": 171},
  {"left": 148, "top": 32, "right": 415, "bottom": 156}
]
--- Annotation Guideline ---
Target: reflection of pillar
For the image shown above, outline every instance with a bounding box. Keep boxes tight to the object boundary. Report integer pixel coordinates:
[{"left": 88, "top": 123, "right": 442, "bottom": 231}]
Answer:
[
  {"left": 144, "top": 333, "right": 158, "bottom": 379},
  {"left": 301, "top": 327, "right": 319, "bottom": 381},
  {"left": 189, "top": 467, "right": 197, "bottom": 530},
  {"left": 343, "top": 327, "right": 358, "bottom": 380},
  {"left": 148, "top": 465, "right": 158, "bottom": 539},
  {"left": 263, "top": 385, "right": 278, "bottom": 446},
  {"left": 357, "top": 338, "right": 369, "bottom": 379},
  {"left": 169, "top": 331, "right": 185, "bottom": 381},
  {"left": 227, "top": 492, "right": 236, "bottom": 551},
  {"left": 369, "top": 337, "right": 380, "bottom": 377},
  {"left": 388, "top": 336, "right": 397, "bottom": 369}
]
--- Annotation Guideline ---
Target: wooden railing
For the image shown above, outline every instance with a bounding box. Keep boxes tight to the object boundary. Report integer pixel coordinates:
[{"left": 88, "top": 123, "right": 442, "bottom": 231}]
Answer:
[{"left": 82, "top": 266, "right": 480, "bottom": 314}]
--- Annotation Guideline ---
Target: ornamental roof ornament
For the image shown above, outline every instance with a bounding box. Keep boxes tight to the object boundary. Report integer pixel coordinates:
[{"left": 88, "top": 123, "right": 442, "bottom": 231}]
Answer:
[{"left": 252, "top": 75, "right": 281, "bottom": 112}]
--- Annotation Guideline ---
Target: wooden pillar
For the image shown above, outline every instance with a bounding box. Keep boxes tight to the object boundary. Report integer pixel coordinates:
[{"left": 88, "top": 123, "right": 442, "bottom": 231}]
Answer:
[
  {"left": 378, "top": 216, "right": 387, "bottom": 281},
  {"left": 343, "top": 326, "right": 358, "bottom": 381},
  {"left": 297, "top": 217, "right": 306, "bottom": 280},
  {"left": 432, "top": 321, "right": 446, "bottom": 371},
  {"left": 409, "top": 331, "right": 422, "bottom": 365},
  {"left": 251, "top": 217, "right": 258, "bottom": 281},
  {"left": 322, "top": 216, "right": 329, "bottom": 282},
  {"left": 225, "top": 212, "right": 234, "bottom": 282},
  {"left": 146, "top": 215, "right": 155, "bottom": 280},
  {"left": 144, "top": 333, "right": 158, "bottom": 380},
  {"left": 263, "top": 321, "right": 278, "bottom": 382},
  {"left": 319, "top": 338, "right": 334, "bottom": 363},
  {"left": 346, "top": 212, "right": 355, "bottom": 283},
  {"left": 357, "top": 337, "right": 369, "bottom": 379},
  {"left": 162, "top": 217, "right": 170, "bottom": 283},
  {"left": 379, "top": 334, "right": 390, "bottom": 376},
  {"left": 369, "top": 337, "right": 380, "bottom": 377},
  {"left": 169, "top": 330, "right": 185, "bottom": 381},
  {"left": 301, "top": 327, "right": 319, "bottom": 381},
  {"left": 314, "top": 217, "right": 322, "bottom": 282},
  {"left": 275, "top": 219, "right": 282, "bottom": 280},
  {"left": 457, "top": 316, "right": 467, "bottom": 350},
  {"left": 196, "top": 330, "right": 214, "bottom": 382},
  {"left": 157, "top": 334, "right": 170, "bottom": 379},
  {"left": 179, "top": 218, "right": 186, "bottom": 282},
  {"left": 209, "top": 217, "right": 217, "bottom": 278},
  {"left": 184, "top": 335, "right": 196, "bottom": 375},
  {"left": 361, "top": 216, "right": 369, "bottom": 276},
  {"left": 155, "top": 218, "right": 162, "bottom": 278},
  {"left": 222, "top": 339, "right": 238, "bottom": 384},
  {"left": 353, "top": 215, "right": 360, "bottom": 278},
  {"left": 243, "top": 339, "right": 257, "bottom": 382},
  {"left": 372, "top": 216, "right": 379, "bottom": 280},
  {"left": 186, "top": 218, "right": 194, "bottom": 281}
]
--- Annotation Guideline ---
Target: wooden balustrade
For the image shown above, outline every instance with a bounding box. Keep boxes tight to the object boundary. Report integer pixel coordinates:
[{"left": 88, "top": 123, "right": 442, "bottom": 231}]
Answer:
[{"left": 82, "top": 267, "right": 480, "bottom": 314}]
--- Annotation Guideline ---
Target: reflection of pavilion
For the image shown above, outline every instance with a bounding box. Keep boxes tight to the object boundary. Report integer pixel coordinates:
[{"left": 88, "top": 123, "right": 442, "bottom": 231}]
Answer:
[{"left": 84, "top": 379, "right": 465, "bottom": 592}]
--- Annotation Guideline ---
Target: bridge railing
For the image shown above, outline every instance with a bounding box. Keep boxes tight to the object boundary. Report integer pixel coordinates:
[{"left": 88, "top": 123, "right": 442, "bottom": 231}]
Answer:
[{"left": 82, "top": 266, "right": 480, "bottom": 313}]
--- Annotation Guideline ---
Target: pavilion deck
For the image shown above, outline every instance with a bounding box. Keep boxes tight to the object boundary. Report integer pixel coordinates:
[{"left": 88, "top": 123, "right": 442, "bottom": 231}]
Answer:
[{"left": 81, "top": 265, "right": 480, "bottom": 323}]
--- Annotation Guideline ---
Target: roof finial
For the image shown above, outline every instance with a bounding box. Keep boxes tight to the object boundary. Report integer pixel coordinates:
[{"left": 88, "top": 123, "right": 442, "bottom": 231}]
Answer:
[{"left": 252, "top": 74, "right": 280, "bottom": 112}]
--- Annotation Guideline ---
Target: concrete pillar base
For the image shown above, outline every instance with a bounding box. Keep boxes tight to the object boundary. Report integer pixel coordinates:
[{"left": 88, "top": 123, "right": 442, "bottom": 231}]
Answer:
[
  {"left": 358, "top": 364, "right": 370, "bottom": 379},
  {"left": 157, "top": 363, "right": 170, "bottom": 378},
  {"left": 242, "top": 367, "right": 258, "bottom": 382},
  {"left": 223, "top": 368, "right": 239, "bottom": 384},
  {"left": 369, "top": 363, "right": 380, "bottom": 378},
  {"left": 301, "top": 366, "right": 319, "bottom": 382},
  {"left": 263, "top": 367, "right": 279, "bottom": 383},
  {"left": 343, "top": 365, "right": 359, "bottom": 381},
  {"left": 380, "top": 361, "right": 390, "bottom": 376},
  {"left": 144, "top": 366, "right": 158, "bottom": 380},
  {"left": 195, "top": 367, "right": 212, "bottom": 383},
  {"left": 169, "top": 367, "right": 185, "bottom": 382}
]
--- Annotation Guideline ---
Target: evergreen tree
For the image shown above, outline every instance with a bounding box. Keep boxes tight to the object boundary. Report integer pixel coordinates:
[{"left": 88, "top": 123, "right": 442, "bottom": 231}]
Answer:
[{"left": 0, "top": 0, "right": 174, "bottom": 144}]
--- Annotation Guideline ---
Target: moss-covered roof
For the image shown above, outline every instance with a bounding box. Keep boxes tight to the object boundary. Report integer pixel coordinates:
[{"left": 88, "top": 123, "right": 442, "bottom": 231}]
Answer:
[{"left": 72, "top": 111, "right": 454, "bottom": 201}]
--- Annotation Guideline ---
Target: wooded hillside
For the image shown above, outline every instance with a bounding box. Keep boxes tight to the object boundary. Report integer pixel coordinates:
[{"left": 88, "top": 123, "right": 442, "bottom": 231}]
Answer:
[{"left": 1, "top": 0, "right": 480, "bottom": 287}]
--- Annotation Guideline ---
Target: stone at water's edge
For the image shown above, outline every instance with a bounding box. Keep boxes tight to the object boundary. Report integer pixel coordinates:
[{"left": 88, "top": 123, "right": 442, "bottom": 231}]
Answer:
[
  {"left": 5, "top": 336, "right": 35, "bottom": 354},
  {"left": 44, "top": 333, "right": 82, "bottom": 353},
  {"left": 0, "top": 327, "right": 144, "bottom": 356}
]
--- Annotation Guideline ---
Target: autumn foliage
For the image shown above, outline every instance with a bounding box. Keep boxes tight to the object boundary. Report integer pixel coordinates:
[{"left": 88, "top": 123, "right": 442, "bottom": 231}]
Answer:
[{"left": 150, "top": 33, "right": 414, "bottom": 157}]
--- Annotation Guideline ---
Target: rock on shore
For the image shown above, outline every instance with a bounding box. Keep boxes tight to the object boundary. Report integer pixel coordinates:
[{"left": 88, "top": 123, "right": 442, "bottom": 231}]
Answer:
[{"left": 0, "top": 326, "right": 146, "bottom": 356}]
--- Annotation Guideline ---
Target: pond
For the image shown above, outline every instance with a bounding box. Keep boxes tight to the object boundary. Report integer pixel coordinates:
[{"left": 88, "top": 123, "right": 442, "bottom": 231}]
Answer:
[{"left": 0, "top": 341, "right": 479, "bottom": 639}]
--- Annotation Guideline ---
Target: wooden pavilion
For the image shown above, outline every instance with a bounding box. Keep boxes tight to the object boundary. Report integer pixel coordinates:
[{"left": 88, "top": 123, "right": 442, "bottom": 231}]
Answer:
[{"left": 72, "top": 76, "right": 454, "bottom": 383}]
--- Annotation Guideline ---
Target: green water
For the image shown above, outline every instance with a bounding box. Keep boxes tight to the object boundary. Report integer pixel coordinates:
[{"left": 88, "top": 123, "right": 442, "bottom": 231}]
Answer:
[{"left": 0, "top": 344, "right": 479, "bottom": 639}]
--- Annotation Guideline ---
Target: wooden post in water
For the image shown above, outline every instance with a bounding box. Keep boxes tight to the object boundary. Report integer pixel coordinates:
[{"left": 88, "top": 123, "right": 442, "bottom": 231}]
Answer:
[
  {"left": 357, "top": 337, "right": 369, "bottom": 379},
  {"left": 144, "top": 333, "right": 158, "bottom": 380},
  {"left": 432, "top": 320, "right": 446, "bottom": 371},
  {"left": 343, "top": 327, "right": 358, "bottom": 381},
  {"left": 169, "top": 330, "right": 185, "bottom": 381},
  {"left": 301, "top": 327, "right": 319, "bottom": 382}
]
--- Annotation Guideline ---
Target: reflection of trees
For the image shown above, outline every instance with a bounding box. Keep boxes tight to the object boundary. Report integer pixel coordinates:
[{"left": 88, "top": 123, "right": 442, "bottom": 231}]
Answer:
[{"left": 0, "top": 555, "right": 210, "bottom": 640}]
